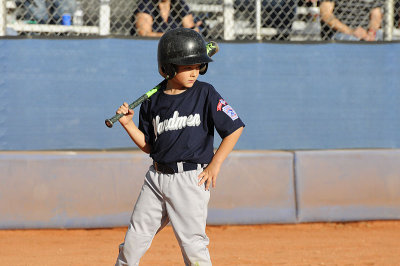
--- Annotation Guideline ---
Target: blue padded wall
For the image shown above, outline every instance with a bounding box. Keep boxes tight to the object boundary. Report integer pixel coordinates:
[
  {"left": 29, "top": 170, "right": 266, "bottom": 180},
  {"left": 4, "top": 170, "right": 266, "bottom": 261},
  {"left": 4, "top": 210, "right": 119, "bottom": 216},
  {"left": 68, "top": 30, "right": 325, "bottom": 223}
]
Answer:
[{"left": 1, "top": 39, "right": 400, "bottom": 150}]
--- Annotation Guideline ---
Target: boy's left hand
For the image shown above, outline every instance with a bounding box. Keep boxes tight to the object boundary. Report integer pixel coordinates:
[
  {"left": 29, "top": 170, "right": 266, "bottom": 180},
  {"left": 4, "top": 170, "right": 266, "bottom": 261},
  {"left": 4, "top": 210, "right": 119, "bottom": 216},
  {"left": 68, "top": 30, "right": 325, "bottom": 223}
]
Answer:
[{"left": 198, "top": 162, "right": 221, "bottom": 190}]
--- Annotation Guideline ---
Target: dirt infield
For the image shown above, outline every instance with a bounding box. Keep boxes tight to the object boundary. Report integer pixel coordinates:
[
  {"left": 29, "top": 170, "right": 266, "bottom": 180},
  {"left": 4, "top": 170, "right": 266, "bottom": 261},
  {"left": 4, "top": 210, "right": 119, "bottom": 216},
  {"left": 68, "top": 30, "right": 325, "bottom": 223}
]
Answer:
[{"left": 1, "top": 221, "right": 399, "bottom": 265}]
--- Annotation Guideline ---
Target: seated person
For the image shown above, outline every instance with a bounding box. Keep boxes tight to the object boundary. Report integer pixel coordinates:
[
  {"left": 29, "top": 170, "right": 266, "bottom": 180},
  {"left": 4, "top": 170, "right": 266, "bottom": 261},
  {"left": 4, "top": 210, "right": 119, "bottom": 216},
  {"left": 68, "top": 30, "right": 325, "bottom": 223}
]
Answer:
[
  {"left": 131, "top": 0, "right": 201, "bottom": 37},
  {"left": 262, "top": 0, "right": 298, "bottom": 40},
  {"left": 320, "top": 0, "right": 384, "bottom": 41}
]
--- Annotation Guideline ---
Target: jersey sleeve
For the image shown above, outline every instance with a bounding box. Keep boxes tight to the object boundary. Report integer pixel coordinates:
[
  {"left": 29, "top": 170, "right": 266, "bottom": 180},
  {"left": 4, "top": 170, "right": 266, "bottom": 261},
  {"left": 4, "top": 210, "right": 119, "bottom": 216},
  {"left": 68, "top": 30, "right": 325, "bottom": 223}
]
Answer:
[
  {"left": 208, "top": 86, "right": 245, "bottom": 139},
  {"left": 138, "top": 100, "right": 153, "bottom": 145}
]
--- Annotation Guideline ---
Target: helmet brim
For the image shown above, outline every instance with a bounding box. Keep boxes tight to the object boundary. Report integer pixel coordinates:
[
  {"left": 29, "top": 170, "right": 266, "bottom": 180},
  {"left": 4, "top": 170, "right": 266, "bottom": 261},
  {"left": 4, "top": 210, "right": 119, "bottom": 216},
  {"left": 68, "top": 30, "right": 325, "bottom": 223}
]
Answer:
[{"left": 169, "top": 54, "right": 213, "bottom": 66}]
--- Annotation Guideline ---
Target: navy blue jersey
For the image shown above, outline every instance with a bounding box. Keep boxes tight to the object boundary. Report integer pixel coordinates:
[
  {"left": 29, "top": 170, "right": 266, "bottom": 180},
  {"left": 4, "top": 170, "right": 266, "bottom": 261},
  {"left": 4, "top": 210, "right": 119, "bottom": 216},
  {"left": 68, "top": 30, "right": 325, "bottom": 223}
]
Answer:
[{"left": 138, "top": 80, "right": 245, "bottom": 164}]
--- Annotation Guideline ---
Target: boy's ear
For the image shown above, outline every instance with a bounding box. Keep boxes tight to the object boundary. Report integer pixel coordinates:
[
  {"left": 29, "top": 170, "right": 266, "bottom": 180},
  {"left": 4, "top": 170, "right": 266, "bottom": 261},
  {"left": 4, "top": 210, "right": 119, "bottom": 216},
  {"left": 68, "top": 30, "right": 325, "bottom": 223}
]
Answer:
[
  {"left": 199, "top": 63, "right": 208, "bottom": 75},
  {"left": 159, "top": 64, "right": 177, "bottom": 79}
]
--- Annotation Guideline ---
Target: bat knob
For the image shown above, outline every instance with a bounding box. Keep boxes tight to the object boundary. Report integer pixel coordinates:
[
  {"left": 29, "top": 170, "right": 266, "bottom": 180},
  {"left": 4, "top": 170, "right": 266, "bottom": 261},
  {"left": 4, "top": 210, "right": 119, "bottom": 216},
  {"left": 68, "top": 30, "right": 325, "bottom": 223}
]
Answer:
[{"left": 105, "top": 119, "right": 114, "bottom": 128}]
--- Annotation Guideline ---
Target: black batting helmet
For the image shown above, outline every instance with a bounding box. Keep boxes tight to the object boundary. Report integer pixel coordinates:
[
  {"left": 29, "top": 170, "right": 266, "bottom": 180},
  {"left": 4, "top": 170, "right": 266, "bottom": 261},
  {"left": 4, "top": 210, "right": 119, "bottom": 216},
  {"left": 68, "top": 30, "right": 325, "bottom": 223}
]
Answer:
[{"left": 157, "top": 28, "right": 213, "bottom": 79}]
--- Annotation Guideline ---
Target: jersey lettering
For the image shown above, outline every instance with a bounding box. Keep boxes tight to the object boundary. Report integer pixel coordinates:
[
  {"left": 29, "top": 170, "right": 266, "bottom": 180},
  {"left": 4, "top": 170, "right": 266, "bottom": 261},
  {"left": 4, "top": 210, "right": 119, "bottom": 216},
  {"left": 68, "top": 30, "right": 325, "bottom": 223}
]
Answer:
[{"left": 153, "top": 111, "right": 201, "bottom": 139}]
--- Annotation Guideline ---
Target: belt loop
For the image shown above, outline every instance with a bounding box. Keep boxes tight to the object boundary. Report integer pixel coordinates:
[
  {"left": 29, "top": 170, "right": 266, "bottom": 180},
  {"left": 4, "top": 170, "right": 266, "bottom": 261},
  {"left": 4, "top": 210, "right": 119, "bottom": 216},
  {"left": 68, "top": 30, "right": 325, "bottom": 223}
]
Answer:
[{"left": 177, "top": 162, "right": 184, "bottom": 173}]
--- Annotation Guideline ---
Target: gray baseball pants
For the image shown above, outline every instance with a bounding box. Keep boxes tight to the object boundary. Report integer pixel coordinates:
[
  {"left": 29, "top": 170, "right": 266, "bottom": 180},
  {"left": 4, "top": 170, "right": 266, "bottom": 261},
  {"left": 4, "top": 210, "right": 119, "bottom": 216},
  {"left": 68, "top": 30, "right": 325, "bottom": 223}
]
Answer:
[{"left": 115, "top": 164, "right": 211, "bottom": 266}]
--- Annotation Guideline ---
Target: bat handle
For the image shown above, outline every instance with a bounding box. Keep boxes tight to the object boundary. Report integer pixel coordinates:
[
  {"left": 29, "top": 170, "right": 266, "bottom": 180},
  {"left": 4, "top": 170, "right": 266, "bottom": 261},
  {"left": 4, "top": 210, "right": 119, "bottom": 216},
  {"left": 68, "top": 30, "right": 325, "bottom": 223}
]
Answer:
[
  {"left": 105, "top": 114, "right": 122, "bottom": 128},
  {"left": 105, "top": 94, "right": 149, "bottom": 128}
]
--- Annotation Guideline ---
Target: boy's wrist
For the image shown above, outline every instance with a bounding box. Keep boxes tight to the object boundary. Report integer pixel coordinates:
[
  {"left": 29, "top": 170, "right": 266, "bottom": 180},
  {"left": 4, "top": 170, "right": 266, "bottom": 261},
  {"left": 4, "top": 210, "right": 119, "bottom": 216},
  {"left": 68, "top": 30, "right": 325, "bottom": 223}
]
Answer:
[
  {"left": 210, "top": 156, "right": 224, "bottom": 168},
  {"left": 121, "top": 120, "right": 135, "bottom": 128}
]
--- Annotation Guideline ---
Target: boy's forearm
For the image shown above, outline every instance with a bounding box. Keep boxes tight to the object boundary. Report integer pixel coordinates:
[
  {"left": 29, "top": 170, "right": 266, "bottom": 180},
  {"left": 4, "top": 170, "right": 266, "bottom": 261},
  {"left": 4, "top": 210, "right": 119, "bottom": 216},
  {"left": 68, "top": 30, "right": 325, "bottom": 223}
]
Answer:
[
  {"left": 122, "top": 121, "right": 151, "bottom": 153},
  {"left": 211, "top": 127, "right": 244, "bottom": 166}
]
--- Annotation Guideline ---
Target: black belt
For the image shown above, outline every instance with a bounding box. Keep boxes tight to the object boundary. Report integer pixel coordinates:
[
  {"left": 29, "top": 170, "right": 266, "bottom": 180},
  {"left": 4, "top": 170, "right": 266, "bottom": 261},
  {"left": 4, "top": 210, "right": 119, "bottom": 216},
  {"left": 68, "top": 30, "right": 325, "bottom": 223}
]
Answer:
[{"left": 153, "top": 161, "right": 204, "bottom": 175}]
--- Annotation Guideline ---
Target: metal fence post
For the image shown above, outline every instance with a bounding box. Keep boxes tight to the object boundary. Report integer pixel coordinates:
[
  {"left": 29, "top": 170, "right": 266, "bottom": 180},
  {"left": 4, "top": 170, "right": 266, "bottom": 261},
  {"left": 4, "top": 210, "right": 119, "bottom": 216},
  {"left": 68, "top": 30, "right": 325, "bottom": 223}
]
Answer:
[
  {"left": 384, "top": 0, "right": 394, "bottom": 41},
  {"left": 256, "top": 0, "right": 261, "bottom": 40},
  {"left": 99, "top": 0, "right": 110, "bottom": 36},
  {"left": 223, "top": 0, "right": 234, "bottom": 40},
  {"left": 0, "top": 0, "right": 6, "bottom": 36}
]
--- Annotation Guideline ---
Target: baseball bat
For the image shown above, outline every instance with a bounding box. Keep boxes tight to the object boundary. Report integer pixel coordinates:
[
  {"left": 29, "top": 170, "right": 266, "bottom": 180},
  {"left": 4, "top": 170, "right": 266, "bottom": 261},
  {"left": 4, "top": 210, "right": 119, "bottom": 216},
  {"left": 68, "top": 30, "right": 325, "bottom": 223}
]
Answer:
[{"left": 105, "top": 41, "right": 219, "bottom": 128}]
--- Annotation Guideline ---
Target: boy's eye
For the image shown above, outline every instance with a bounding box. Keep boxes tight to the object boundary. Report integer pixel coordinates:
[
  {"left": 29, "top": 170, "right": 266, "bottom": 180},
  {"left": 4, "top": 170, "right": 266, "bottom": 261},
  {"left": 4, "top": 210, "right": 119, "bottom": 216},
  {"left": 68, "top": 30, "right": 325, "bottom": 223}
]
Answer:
[{"left": 182, "top": 65, "right": 200, "bottom": 71}]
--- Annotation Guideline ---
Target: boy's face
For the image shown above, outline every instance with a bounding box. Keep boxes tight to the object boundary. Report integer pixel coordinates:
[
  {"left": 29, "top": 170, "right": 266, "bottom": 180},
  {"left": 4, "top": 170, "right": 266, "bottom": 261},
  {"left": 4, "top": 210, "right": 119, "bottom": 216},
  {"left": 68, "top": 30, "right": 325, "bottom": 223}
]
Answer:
[{"left": 170, "top": 64, "right": 201, "bottom": 89}]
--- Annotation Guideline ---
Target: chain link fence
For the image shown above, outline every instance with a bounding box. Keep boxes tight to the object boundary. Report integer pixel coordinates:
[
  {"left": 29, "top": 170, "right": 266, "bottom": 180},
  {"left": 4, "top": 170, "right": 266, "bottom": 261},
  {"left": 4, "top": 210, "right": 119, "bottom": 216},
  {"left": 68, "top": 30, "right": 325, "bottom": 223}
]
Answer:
[{"left": 1, "top": 0, "right": 400, "bottom": 40}]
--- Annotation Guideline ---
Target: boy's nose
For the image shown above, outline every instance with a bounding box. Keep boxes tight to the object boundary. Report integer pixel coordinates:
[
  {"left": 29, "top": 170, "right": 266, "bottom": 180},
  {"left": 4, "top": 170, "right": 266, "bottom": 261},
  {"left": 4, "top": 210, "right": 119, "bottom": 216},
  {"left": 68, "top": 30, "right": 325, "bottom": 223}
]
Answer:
[{"left": 190, "top": 70, "right": 197, "bottom": 77}]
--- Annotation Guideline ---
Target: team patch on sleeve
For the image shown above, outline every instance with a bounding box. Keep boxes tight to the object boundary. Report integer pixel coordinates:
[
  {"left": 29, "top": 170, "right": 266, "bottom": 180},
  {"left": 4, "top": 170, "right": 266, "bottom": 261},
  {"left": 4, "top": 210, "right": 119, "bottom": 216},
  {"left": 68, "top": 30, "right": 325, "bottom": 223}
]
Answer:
[
  {"left": 217, "top": 98, "right": 238, "bottom": 121},
  {"left": 222, "top": 105, "right": 238, "bottom": 121}
]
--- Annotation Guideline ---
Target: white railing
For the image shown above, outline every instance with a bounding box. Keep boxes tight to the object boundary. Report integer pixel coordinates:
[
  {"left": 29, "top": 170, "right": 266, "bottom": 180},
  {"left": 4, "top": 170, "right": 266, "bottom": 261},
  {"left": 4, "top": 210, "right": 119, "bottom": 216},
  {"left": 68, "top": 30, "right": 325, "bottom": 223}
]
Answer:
[
  {"left": 384, "top": 0, "right": 394, "bottom": 40},
  {"left": 8, "top": 22, "right": 99, "bottom": 34},
  {"left": 2, "top": 0, "right": 109, "bottom": 36},
  {"left": 0, "top": 0, "right": 398, "bottom": 40}
]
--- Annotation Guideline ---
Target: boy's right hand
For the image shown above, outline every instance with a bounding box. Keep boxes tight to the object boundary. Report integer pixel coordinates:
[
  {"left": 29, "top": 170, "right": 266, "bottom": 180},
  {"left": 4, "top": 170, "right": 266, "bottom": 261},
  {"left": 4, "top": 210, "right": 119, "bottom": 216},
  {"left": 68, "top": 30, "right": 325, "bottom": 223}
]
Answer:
[{"left": 116, "top": 102, "right": 134, "bottom": 127}]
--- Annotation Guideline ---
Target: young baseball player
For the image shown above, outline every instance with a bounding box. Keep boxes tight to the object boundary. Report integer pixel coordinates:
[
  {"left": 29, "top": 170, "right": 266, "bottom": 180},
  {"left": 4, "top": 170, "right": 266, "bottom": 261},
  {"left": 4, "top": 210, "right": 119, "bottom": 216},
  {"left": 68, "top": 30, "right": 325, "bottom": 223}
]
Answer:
[{"left": 114, "top": 28, "right": 244, "bottom": 266}]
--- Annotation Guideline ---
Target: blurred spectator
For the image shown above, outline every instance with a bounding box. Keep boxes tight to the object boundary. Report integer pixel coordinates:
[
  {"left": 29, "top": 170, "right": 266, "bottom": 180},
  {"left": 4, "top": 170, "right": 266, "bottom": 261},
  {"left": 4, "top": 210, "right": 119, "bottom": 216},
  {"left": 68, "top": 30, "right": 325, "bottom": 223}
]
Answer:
[
  {"left": 131, "top": 0, "right": 202, "bottom": 37},
  {"left": 262, "top": 0, "right": 298, "bottom": 40},
  {"left": 22, "top": 0, "right": 77, "bottom": 24},
  {"left": 320, "top": 0, "right": 384, "bottom": 41},
  {"left": 299, "top": 0, "right": 317, "bottom": 7}
]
